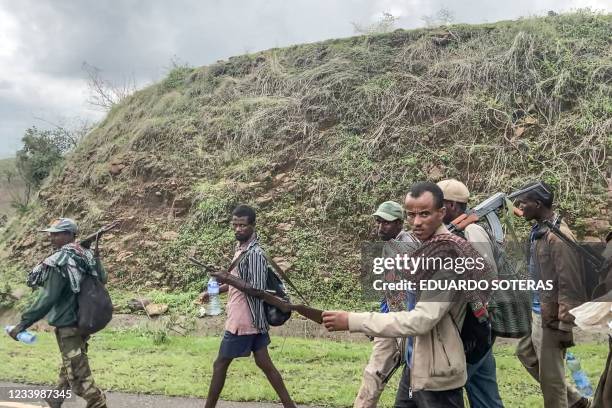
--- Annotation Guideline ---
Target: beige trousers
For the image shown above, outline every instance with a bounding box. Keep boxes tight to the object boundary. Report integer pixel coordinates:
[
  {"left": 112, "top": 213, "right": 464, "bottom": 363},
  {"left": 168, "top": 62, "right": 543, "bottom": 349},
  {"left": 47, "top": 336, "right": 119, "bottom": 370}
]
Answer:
[
  {"left": 354, "top": 336, "right": 401, "bottom": 408},
  {"left": 516, "top": 313, "right": 583, "bottom": 408}
]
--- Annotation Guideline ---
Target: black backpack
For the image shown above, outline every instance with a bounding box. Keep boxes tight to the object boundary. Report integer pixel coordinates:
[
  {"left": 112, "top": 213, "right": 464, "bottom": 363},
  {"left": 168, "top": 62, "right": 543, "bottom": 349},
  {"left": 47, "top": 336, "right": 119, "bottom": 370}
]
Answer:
[
  {"left": 263, "top": 262, "right": 292, "bottom": 326},
  {"left": 451, "top": 229, "right": 493, "bottom": 364},
  {"left": 460, "top": 306, "right": 493, "bottom": 364},
  {"left": 230, "top": 251, "right": 293, "bottom": 327},
  {"left": 77, "top": 260, "right": 113, "bottom": 335}
]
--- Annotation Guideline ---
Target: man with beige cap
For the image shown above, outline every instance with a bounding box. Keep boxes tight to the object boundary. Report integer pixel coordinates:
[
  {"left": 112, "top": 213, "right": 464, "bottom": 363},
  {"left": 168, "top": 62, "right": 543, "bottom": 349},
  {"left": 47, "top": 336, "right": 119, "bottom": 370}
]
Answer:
[
  {"left": 437, "top": 179, "right": 504, "bottom": 408},
  {"left": 354, "top": 201, "right": 419, "bottom": 408}
]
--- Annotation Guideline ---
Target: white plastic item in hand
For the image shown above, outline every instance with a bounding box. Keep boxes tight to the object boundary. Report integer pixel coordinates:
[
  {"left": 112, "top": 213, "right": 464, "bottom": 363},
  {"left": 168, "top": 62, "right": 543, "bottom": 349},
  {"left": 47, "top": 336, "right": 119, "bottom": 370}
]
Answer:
[
  {"left": 569, "top": 301, "right": 612, "bottom": 333},
  {"left": 4, "top": 325, "right": 37, "bottom": 344}
]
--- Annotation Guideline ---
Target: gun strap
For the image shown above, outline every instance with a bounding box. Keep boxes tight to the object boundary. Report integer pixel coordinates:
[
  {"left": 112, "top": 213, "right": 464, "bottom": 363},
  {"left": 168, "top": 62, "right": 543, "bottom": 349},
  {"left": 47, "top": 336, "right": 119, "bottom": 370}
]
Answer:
[
  {"left": 264, "top": 254, "right": 310, "bottom": 306},
  {"left": 226, "top": 251, "right": 249, "bottom": 274},
  {"left": 94, "top": 232, "right": 101, "bottom": 258},
  {"left": 543, "top": 219, "right": 605, "bottom": 268},
  {"left": 226, "top": 250, "right": 310, "bottom": 306}
]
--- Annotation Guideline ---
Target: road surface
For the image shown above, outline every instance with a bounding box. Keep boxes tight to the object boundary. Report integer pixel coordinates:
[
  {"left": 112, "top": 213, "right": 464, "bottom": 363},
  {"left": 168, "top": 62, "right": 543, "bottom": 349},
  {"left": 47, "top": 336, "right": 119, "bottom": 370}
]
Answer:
[{"left": 0, "top": 382, "right": 318, "bottom": 408}]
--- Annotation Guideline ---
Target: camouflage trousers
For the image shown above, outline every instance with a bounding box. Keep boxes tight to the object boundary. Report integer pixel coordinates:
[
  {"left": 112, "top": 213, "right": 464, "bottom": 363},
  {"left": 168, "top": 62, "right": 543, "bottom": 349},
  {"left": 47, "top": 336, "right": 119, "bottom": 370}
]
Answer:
[{"left": 45, "top": 327, "right": 107, "bottom": 408}]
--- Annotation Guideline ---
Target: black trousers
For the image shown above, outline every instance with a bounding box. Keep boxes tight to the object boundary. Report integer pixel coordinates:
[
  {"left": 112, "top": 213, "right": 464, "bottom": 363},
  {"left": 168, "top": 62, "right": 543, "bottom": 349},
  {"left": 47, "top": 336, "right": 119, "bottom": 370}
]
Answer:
[{"left": 394, "top": 366, "right": 464, "bottom": 408}]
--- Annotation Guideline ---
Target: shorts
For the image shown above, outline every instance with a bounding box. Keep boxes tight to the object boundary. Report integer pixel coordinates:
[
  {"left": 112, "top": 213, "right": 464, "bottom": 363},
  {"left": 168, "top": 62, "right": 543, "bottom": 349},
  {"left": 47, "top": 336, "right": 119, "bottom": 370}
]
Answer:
[{"left": 219, "top": 331, "right": 271, "bottom": 359}]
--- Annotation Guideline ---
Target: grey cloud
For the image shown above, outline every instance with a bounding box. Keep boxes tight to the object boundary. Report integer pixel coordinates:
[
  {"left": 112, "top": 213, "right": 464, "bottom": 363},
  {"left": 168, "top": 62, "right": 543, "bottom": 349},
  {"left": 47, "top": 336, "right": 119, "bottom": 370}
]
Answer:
[
  {"left": 5, "top": 0, "right": 606, "bottom": 81},
  {"left": 0, "top": 0, "right": 609, "bottom": 158}
]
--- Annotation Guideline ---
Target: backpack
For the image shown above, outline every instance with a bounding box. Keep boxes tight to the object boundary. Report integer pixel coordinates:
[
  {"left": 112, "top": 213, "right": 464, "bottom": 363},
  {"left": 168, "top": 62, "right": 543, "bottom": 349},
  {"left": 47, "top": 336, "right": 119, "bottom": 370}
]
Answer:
[
  {"left": 464, "top": 223, "right": 532, "bottom": 339},
  {"left": 263, "top": 260, "right": 292, "bottom": 326},
  {"left": 575, "top": 242, "right": 606, "bottom": 300},
  {"left": 232, "top": 251, "right": 293, "bottom": 327},
  {"left": 450, "top": 229, "right": 494, "bottom": 363},
  {"left": 460, "top": 306, "right": 493, "bottom": 364},
  {"left": 487, "top": 233, "right": 532, "bottom": 338},
  {"left": 77, "top": 259, "right": 113, "bottom": 335}
]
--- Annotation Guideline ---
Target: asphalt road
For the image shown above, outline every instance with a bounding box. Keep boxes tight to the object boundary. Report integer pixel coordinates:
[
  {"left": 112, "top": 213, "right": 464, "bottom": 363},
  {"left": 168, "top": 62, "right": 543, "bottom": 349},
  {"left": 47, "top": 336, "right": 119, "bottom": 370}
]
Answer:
[{"left": 0, "top": 382, "right": 316, "bottom": 408}]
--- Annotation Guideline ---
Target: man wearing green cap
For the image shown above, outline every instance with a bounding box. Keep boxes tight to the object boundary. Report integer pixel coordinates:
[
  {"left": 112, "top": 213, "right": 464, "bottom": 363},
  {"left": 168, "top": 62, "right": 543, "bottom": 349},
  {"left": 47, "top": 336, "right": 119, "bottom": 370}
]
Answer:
[
  {"left": 354, "top": 201, "right": 420, "bottom": 408},
  {"left": 7, "top": 218, "right": 108, "bottom": 408}
]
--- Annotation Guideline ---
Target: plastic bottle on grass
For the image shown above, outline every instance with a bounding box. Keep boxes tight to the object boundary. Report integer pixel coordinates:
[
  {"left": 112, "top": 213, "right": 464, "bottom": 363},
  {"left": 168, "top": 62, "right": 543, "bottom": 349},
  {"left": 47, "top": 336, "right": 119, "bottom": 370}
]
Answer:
[
  {"left": 206, "top": 277, "right": 222, "bottom": 316},
  {"left": 566, "top": 352, "right": 593, "bottom": 397},
  {"left": 4, "top": 325, "right": 37, "bottom": 344}
]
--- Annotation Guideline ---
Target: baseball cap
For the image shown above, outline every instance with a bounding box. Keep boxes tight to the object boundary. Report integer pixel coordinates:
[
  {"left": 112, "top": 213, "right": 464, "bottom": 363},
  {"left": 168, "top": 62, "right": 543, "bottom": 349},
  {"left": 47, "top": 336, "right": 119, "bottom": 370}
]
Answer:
[
  {"left": 372, "top": 201, "right": 403, "bottom": 221},
  {"left": 437, "top": 179, "right": 470, "bottom": 203},
  {"left": 40, "top": 218, "right": 78, "bottom": 234}
]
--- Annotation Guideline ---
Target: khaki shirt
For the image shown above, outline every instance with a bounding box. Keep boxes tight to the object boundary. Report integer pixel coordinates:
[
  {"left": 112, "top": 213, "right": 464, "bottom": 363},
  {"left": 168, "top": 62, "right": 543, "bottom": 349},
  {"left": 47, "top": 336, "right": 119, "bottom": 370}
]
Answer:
[{"left": 348, "top": 224, "right": 468, "bottom": 391}]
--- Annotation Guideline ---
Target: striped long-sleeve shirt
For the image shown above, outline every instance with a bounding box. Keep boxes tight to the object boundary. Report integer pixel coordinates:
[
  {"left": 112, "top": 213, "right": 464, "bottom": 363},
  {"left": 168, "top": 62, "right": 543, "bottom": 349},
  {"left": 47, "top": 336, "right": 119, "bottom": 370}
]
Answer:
[{"left": 234, "top": 235, "right": 269, "bottom": 333}]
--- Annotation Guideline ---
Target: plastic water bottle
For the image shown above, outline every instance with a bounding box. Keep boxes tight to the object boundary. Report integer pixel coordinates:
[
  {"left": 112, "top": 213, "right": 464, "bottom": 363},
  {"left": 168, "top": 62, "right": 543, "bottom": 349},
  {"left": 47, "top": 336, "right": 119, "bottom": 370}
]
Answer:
[
  {"left": 4, "top": 325, "right": 37, "bottom": 344},
  {"left": 566, "top": 352, "right": 593, "bottom": 397},
  {"left": 206, "top": 277, "right": 222, "bottom": 316}
]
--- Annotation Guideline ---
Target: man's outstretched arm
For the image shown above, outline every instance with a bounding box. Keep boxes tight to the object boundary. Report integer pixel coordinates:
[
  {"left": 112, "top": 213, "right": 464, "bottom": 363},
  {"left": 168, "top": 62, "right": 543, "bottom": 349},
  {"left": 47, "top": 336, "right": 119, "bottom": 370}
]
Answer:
[
  {"left": 9, "top": 268, "right": 66, "bottom": 339},
  {"left": 323, "top": 300, "right": 452, "bottom": 337}
]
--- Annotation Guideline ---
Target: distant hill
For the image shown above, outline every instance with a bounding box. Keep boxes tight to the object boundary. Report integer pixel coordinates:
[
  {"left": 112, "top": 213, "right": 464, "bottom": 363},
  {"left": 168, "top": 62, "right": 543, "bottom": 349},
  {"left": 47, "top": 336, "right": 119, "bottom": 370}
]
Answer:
[{"left": 2, "top": 11, "right": 610, "bottom": 305}]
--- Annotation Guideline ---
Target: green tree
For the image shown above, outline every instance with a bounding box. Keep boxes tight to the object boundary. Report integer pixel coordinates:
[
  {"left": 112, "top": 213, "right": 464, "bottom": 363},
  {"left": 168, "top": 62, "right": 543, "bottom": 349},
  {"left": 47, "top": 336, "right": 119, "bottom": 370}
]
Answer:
[{"left": 14, "top": 126, "right": 65, "bottom": 207}]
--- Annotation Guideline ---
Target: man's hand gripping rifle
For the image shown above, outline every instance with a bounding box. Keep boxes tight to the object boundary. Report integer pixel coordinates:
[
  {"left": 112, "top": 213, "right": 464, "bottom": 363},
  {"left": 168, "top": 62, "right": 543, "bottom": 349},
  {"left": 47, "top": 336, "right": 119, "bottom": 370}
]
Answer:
[{"left": 188, "top": 256, "right": 324, "bottom": 324}]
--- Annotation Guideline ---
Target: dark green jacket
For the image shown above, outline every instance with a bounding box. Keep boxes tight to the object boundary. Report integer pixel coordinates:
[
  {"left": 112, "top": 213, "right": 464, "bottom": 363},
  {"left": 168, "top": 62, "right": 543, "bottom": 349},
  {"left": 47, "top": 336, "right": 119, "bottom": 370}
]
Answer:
[{"left": 20, "top": 260, "right": 107, "bottom": 329}]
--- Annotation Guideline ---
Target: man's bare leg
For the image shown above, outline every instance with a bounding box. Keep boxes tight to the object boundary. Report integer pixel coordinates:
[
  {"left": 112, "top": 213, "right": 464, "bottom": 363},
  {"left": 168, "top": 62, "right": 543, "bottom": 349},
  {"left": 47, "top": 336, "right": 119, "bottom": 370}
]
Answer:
[
  {"left": 253, "top": 347, "right": 297, "bottom": 408},
  {"left": 205, "top": 356, "right": 233, "bottom": 408}
]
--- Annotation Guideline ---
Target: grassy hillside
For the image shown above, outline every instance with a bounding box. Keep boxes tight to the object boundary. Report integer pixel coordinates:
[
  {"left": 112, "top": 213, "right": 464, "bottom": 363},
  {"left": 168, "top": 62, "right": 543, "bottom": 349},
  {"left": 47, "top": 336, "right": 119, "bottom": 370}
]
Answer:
[
  {"left": 0, "top": 157, "right": 24, "bottom": 219},
  {"left": 1, "top": 11, "right": 610, "bottom": 308}
]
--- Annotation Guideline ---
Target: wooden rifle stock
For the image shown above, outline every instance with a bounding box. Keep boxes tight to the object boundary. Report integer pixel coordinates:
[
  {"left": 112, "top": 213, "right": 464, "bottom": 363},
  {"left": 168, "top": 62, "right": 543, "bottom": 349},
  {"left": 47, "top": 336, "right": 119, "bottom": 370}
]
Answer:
[
  {"left": 188, "top": 256, "right": 323, "bottom": 324},
  {"left": 212, "top": 271, "right": 324, "bottom": 324},
  {"left": 450, "top": 213, "right": 479, "bottom": 231},
  {"left": 290, "top": 304, "right": 324, "bottom": 324}
]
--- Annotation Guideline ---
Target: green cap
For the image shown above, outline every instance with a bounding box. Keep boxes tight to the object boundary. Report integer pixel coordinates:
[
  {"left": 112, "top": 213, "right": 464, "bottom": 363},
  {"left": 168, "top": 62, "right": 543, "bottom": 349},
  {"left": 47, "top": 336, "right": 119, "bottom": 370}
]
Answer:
[
  {"left": 372, "top": 201, "right": 403, "bottom": 221},
  {"left": 40, "top": 218, "right": 78, "bottom": 234}
]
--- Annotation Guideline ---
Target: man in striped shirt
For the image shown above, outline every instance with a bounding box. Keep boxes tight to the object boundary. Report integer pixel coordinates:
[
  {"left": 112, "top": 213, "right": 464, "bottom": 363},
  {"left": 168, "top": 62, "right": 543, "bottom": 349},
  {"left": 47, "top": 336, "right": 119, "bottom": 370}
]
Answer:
[{"left": 200, "top": 205, "right": 296, "bottom": 408}]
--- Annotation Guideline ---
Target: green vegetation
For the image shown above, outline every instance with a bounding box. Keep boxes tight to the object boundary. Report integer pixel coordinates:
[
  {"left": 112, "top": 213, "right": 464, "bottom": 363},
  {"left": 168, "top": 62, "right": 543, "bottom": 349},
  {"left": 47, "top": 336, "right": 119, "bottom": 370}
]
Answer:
[
  {"left": 0, "top": 157, "right": 19, "bottom": 217},
  {"left": 0, "top": 157, "right": 16, "bottom": 174},
  {"left": 0, "top": 11, "right": 610, "bottom": 306},
  {"left": 0, "top": 331, "right": 607, "bottom": 407}
]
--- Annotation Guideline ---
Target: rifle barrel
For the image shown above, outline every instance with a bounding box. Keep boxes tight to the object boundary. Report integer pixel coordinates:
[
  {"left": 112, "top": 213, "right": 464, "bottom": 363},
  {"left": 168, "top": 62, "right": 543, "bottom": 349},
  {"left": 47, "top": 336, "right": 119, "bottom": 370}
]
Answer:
[
  {"left": 543, "top": 220, "right": 605, "bottom": 268},
  {"left": 188, "top": 256, "right": 207, "bottom": 269},
  {"left": 79, "top": 221, "right": 119, "bottom": 248}
]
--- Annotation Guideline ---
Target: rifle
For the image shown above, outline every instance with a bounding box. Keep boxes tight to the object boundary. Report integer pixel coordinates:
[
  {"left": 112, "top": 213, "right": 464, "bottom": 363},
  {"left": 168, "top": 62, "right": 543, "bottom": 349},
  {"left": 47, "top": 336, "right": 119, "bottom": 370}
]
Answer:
[
  {"left": 80, "top": 220, "right": 120, "bottom": 250},
  {"left": 376, "top": 341, "right": 404, "bottom": 384},
  {"left": 542, "top": 219, "right": 609, "bottom": 298},
  {"left": 188, "top": 256, "right": 324, "bottom": 324},
  {"left": 543, "top": 220, "right": 607, "bottom": 268},
  {"left": 449, "top": 192, "right": 524, "bottom": 243}
]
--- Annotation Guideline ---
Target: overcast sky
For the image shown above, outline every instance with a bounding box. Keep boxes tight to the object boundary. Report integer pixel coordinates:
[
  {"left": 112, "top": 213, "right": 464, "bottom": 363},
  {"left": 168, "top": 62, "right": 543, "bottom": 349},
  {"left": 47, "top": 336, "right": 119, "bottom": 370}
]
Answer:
[{"left": 0, "top": 0, "right": 609, "bottom": 158}]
